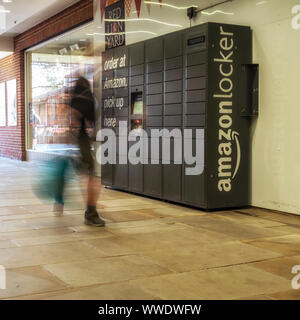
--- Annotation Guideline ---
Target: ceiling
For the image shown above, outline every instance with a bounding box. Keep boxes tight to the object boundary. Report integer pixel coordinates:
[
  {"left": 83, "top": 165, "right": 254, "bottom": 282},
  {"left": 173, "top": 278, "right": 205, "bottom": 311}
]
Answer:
[{"left": 0, "top": 0, "right": 81, "bottom": 37}]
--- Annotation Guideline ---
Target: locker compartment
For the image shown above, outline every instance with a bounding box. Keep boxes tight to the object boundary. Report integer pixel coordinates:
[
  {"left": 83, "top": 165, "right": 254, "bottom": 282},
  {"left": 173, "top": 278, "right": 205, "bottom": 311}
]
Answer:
[
  {"left": 113, "top": 163, "right": 128, "bottom": 189},
  {"left": 145, "top": 37, "right": 164, "bottom": 62},
  {"left": 165, "top": 103, "right": 182, "bottom": 115},
  {"left": 130, "top": 74, "right": 144, "bottom": 86},
  {"left": 183, "top": 170, "right": 206, "bottom": 207},
  {"left": 165, "top": 56, "right": 183, "bottom": 70},
  {"left": 164, "top": 115, "right": 182, "bottom": 127},
  {"left": 146, "top": 116, "right": 163, "bottom": 127},
  {"left": 147, "top": 105, "right": 163, "bottom": 116},
  {"left": 163, "top": 164, "right": 182, "bottom": 202},
  {"left": 186, "top": 64, "right": 207, "bottom": 78},
  {"left": 147, "top": 71, "right": 163, "bottom": 84},
  {"left": 184, "top": 90, "right": 206, "bottom": 103},
  {"left": 147, "top": 94, "right": 163, "bottom": 106},
  {"left": 185, "top": 77, "right": 206, "bottom": 91},
  {"left": 147, "top": 60, "right": 163, "bottom": 73},
  {"left": 165, "top": 68, "right": 182, "bottom": 82},
  {"left": 147, "top": 83, "right": 163, "bottom": 95},
  {"left": 129, "top": 42, "right": 144, "bottom": 66},
  {"left": 144, "top": 164, "right": 162, "bottom": 197},
  {"left": 185, "top": 114, "right": 205, "bottom": 127},
  {"left": 131, "top": 64, "right": 144, "bottom": 76},
  {"left": 129, "top": 162, "right": 143, "bottom": 193},
  {"left": 165, "top": 32, "right": 183, "bottom": 58},
  {"left": 186, "top": 51, "right": 207, "bottom": 67},
  {"left": 185, "top": 102, "right": 206, "bottom": 115},
  {"left": 165, "top": 80, "right": 182, "bottom": 93},
  {"left": 165, "top": 92, "right": 182, "bottom": 104},
  {"left": 101, "top": 164, "right": 113, "bottom": 186}
]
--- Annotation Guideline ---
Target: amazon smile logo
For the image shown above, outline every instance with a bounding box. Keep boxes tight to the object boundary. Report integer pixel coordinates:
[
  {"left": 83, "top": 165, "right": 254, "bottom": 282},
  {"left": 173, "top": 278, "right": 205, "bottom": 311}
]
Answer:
[{"left": 213, "top": 25, "right": 241, "bottom": 192}]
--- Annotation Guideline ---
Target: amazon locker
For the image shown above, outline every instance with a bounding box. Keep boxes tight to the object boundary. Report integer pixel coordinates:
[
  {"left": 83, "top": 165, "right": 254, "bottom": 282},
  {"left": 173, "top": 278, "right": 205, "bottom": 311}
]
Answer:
[{"left": 100, "top": 22, "right": 258, "bottom": 210}]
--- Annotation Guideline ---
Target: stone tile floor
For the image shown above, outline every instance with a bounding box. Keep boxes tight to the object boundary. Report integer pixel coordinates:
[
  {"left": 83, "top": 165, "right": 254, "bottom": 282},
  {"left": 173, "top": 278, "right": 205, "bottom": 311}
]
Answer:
[{"left": 0, "top": 158, "right": 300, "bottom": 300}]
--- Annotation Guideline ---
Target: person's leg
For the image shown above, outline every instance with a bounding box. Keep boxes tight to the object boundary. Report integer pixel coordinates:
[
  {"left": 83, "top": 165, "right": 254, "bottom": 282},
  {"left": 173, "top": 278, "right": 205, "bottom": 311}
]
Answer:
[
  {"left": 87, "top": 175, "right": 101, "bottom": 207},
  {"left": 78, "top": 135, "right": 105, "bottom": 227}
]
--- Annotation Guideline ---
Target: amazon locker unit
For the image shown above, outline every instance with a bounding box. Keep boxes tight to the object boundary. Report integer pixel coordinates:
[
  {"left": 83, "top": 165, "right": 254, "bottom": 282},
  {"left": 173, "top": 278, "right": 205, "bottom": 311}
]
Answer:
[{"left": 100, "top": 22, "right": 258, "bottom": 210}]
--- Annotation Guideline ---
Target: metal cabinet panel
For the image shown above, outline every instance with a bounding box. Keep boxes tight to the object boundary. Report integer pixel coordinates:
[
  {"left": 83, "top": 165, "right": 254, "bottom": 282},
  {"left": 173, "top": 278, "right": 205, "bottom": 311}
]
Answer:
[
  {"left": 186, "top": 77, "right": 206, "bottom": 90},
  {"left": 145, "top": 37, "right": 164, "bottom": 62},
  {"left": 165, "top": 92, "right": 182, "bottom": 104},
  {"left": 147, "top": 105, "right": 163, "bottom": 116},
  {"left": 129, "top": 42, "right": 144, "bottom": 66},
  {"left": 163, "top": 164, "right": 182, "bottom": 201},
  {"left": 185, "top": 102, "right": 206, "bottom": 115},
  {"left": 129, "top": 162, "right": 143, "bottom": 193},
  {"left": 165, "top": 56, "right": 183, "bottom": 70},
  {"left": 186, "top": 51, "right": 207, "bottom": 67},
  {"left": 101, "top": 164, "right": 113, "bottom": 186},
  {"left": 185, "top": 114, "right": 205, "bottom": 127},
  {"left": 146, "top": 116, "right": 163, "bottom": 127},
  {"left": 147, "top": 94, "right": 163, "bottom": 106},
  {"left": 147, "top": 60, "right": 163, "bottom": 73},
  {"left": 131, "top": 64, "right": 144, "bottom": 76},
  {"left": 164, "top": 115, "right": 182, "bottom": 127},
  {"left": 184, "top": 90, "right": 206, "bottom": 103},
  {"left": 165, "top": 104, "right": 182, "bottom": 115},
  {"left": 144, "top": 164, "right": 162, "bottom": 197},
  {"left": 165, "top": 80, "right": 182, "bottom": 93},
  {"left": 164, "top": 32, "right": 183, "bottom": 58},
  {"left": 131, "top": 75, "right": 144, "bottom": 86},
  {"left": 147, "top": 72, "right": 163, "bottom": 84},
  {"left": 165, "top": 68, "right": 182, "bottom": 82},
  {"left": 147, "top": 83, "right": 163, "bottom": 95},
  {"left": 113, "top": 164, "right": 128, "bottom": 189},
  {"left": 186, "top": 64, "right": 207, "bottom": 78}
]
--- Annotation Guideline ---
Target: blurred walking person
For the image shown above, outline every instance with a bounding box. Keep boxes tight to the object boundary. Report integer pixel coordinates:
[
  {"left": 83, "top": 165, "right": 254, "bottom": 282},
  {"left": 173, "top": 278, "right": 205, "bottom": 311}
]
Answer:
[{"left": 70, "top": 76, "right": 105, "bottom": 227}]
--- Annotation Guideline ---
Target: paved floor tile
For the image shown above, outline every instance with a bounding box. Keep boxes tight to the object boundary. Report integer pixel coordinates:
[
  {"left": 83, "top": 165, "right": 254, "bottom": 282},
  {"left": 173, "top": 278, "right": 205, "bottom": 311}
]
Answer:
[
  {"left": 250, "top": 255, "right": 300, "bottom": 280},
  {"left": 131, "top": 265, "right": 291, "bottom": 300},
  {"left": 245, "top": 235, "right": 300, "bottom": 256},
  {"left": 0, "top": 266, "right": 68, "bottom": 299},
  {"left": 140, "top": 242, "right": 280, "bottom": 272},
  {"left": 43, "top": 255, "right": 173, "bottom": 287},
  {"left": 0, "top": 241, "right": 107, "bottom": 268},
  {"left": 11, "top": 282, "right": 159, "bottom": 300}
]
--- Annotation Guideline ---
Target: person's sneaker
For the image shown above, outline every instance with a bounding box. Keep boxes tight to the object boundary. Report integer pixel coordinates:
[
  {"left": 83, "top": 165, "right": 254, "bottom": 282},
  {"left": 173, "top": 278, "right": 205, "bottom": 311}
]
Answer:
[
  {"left": 53, "top": 203, "right": 64, "bottom": 217},
  {"left": 85, "top": 210, "right": 105, "bottom": 227}
]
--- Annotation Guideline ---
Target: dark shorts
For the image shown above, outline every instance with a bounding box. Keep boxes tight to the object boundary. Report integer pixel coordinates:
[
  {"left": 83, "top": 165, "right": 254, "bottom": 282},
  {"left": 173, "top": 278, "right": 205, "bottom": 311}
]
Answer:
[{"left": 77, "top": 133, "right": 95, "bottom": 176}]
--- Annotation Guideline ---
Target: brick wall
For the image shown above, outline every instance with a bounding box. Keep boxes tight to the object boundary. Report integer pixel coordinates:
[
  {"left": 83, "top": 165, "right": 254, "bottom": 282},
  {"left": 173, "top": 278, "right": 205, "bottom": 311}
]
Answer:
[{"left": 0, "top": 0, "right": 93, "bottom": 160}]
